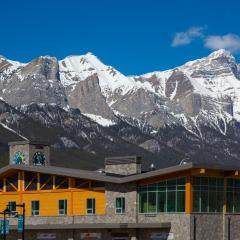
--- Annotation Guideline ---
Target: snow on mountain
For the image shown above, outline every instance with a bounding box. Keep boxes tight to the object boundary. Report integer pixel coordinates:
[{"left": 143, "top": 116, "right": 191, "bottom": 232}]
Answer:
[
  {"left": 82, "top": 113, "right": 117, "bottom": 127},
  {"left": 59, "top": 53, "right": 136, "bottom": 96},
  {"left": 178, "top": 49, "right": 240, "bottom": 121},
  {"left": 1, "top": 49, "right": 240, "bottom": 132},
  {"left": 0, "top": 56, "right": 24, "bottom": 81},
  {"left": 59, "top": 53, "right": 166, "bottom": 105}
]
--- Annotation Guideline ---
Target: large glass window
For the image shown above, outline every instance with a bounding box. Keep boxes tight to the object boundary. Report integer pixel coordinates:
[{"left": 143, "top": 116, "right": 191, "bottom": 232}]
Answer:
[
  {"left": 59, "top": 199, "right": 67, "bottom": 215},
  {"left": 31, "top": 200, "right": 40, "bottom": 216},
  {"left": 138, "top": 177, "right": 186, "bottom": 213},
  {"left": 227, "top": 178, "right": 240, "bottom": 213},
  {"left": 86, "top": 198, "right": 96, "bottom": 215},
  {"left": 116, "top": 197, "right": 125, "bottom": 214},
  {"left": 193, "top": 176, "right": 224, "bottom": 213}
]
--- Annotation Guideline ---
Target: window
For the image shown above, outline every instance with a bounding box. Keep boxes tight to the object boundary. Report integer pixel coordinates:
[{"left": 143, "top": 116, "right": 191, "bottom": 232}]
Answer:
[
  {"left": 138, "top": 177, "right": 186, "bottom": 213},
  {"left": 86, "top": 198, "right": 96, "bottom": 215},
  {"left": 8, "top": 201, "right": 16, "bottom": 213},
  {"left": 59, "top": 199, "right": 67, "bottom": 215},
  {"left": 31, "top": 200, "right": 40, "bottom": 216},
  {"left": 227, "top": 178, "right": 240, "bottom": 213},
  {"left": 192, "top": 176, "right": 224, "bottom": 213},
  {"left": 116, "top": 197, "right": 125, "bottom": 214}
]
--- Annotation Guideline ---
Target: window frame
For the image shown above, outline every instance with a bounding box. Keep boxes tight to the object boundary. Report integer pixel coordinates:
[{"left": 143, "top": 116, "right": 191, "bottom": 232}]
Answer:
[
  {"left": 192, "top": 176, "right": 224, "bottom": 213},
  {"left": 31, "top": 200, "right": 40, "bottom": 216},
  {"left": 115, "top": 197, "right": 126, "bottom": 214},
  {"left": 86, "top": 198, "right": 96, "bottom": 215},
  {"left": 138, "top": 177, "right": 186, "bottom": 214},
  {"left": 58, "top": 199, "right": 68, "bottom": 216}
]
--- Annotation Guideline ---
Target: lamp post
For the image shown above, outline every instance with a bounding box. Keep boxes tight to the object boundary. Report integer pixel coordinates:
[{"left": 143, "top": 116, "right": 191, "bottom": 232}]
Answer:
[
  {"left": 15, "top": 203, "right": 25, "bottom": 240},
  {"left": 2, "top": 207, "right": 10, "bottom": 240},
  {"left": 1, "top": 203, "right": 25, "bottom": 240}
]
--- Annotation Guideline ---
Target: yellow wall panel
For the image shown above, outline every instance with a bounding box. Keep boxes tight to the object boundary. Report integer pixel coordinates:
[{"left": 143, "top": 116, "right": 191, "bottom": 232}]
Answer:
[
  {"left": 0, "top": 170, "right": 106, "bottom": 216},
  {"left": 0, "top": 194, "right": 20, "bottom": 212}
]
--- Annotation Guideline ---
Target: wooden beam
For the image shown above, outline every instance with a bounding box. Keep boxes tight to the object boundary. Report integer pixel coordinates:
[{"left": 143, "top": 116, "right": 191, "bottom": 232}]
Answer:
[
  {"left": 3, "top": 178, "right": 6, "bottom": 192},
  {"left": 223, "top": 177, "right": 227, "bottom": 214},
  {"left": 185, "top": 174, "right": 192, "bottom": 214},
  {"left": 18, "top": 171, "right": 21, "bottom": 191},
  {"left": 37, "top": 173, "right": 40, "bottom": 190},
  {"left": 53, "top": 176, "right": 56, "bottom": 190}
]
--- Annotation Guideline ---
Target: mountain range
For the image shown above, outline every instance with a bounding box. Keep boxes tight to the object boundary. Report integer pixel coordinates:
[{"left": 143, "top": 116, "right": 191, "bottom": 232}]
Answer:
[{"left": 1, "top": 49, "right": 240, "bottom": 170}]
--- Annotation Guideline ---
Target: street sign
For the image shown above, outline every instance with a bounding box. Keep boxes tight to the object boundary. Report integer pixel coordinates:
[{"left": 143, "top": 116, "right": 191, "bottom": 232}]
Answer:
[
  {"left": 18, "top": 215, "right": 24, "bottom": 233},
  {"left": 0, "top": 220, "right": 9, "bottom": 235}
]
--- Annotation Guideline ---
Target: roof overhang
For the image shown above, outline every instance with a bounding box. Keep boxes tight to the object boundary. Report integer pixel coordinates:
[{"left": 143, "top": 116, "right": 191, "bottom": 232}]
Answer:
[{"left": 1, "top": 163, "right": 240, "bottom": 184}]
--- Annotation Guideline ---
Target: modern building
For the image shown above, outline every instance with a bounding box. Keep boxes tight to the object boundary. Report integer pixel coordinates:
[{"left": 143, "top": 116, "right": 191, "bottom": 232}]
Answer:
[{"left": 0, "top": 141, "right": 239, "bottom": 240}]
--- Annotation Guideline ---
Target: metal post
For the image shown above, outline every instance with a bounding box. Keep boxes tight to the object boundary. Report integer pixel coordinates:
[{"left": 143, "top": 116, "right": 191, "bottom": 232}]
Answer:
[
  {"left": 228, "top": 217, "right": 230, "bottom": 240},
  {"left": 193, "top": 216, "right": 196, "bottom": 240},
  {"left": 22, "top": 203, "right": 25, "bottom": 240},
  {"left": 3, "top": 210, "right": 6, "bottom": 240}
]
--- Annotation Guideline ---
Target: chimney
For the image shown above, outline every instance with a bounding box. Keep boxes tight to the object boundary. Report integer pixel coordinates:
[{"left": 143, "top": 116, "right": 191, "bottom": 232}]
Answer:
[{"left": 105, "top": 156, "right": 141, "bottom": 176}]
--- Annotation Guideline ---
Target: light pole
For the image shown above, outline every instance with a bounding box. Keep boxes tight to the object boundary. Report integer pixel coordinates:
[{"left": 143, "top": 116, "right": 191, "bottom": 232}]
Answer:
[
  {"left": 1, "top": 207, "right": 10, "bottom": 240},
  {"left": 1, "top": 203, "right": 26, "bottom": 240},
  {"left": 15, "top": 203, "right": 25, "bottom": 240}
]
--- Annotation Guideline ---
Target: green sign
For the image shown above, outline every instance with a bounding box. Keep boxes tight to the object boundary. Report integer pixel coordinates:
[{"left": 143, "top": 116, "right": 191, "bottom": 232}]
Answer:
[
  {"left": 18, "top": 215, "right": 23, "bottom": 233},
  {"left": 0, "top": 220, "right": 9, "bottom": 235}
]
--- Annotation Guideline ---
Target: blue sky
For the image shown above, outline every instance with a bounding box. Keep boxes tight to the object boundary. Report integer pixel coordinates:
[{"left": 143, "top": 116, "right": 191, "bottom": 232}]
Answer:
[{"left": 0, "top": 0, "right": 240, "bottom": 75}]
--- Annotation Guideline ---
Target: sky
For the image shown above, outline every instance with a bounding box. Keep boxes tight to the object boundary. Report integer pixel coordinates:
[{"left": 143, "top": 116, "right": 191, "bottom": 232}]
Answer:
[{"left": 0, "top": 0, "right": 240, "bottom": 75}]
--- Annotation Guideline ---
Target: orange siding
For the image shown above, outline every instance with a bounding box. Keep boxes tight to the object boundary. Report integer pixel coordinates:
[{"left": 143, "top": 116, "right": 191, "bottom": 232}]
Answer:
[
  {"left": 185, "top": 175, "right": 192, "bottom": 214},
  {"left": 0, "top": 171, "right": 106, "bottom": 217}
]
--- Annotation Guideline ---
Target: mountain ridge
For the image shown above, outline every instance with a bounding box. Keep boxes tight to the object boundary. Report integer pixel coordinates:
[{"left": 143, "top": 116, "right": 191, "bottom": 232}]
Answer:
[{"left": 1, "top": 49, "right": 240, "bottom": 169}]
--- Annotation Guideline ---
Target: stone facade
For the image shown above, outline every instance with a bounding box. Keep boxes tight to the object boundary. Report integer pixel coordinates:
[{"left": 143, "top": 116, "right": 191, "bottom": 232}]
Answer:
[
  {"left": 9, "top": 142, "right": 50, "bottom": 166},
  {"left": 138, "top": 214, "right": 191, "bottom": 240},
  {"left": 105, "top": 183, "right": 138, "bottom": 223},
  {"left": 105, "top": 163, "right": 141, "bottom": 176}
]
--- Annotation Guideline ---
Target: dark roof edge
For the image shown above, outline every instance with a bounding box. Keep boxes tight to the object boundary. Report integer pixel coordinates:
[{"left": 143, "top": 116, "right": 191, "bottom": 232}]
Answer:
[
  {"left": 105, "top": 156, "right": 141, "bottom": 165},
  {"left": 8, "top": 141, "right": 50, "bottom": 146},
  {"left": 1, "top": 162, "right": 240, "bottom": 184}
]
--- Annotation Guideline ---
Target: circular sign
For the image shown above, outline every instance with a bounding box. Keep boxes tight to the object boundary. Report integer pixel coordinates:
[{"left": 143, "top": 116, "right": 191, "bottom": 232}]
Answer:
[
  {"left": 14, "top": 151, "right": 26, "bottom": 165},
  {"left": 33, "top": 152, "right": 46, "bottom": 166}
]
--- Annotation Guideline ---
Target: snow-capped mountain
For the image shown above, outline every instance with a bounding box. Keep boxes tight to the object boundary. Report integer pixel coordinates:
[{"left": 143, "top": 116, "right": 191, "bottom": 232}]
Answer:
[{"left": 1, "top": 49, "right": 240, "bottom": 169}]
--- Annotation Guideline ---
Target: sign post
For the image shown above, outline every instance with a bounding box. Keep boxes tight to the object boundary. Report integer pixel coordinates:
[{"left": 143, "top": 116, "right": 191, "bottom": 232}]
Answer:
[
  {"left": 18, "top": 215, "right": 24, "bottom": 233},
  {"left": 0, "top": 219, "right": 9, "bottom": 235}
]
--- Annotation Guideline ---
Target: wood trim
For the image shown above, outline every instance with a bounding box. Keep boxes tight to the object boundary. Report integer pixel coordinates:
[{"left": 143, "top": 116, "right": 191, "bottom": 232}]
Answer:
[
  {"left": 24, "top": 174, "right": 37, "bottom": 191},
  {"left": 56, "top": 177, "right": 68, "bottom": 189},
  {"left": 53, "top": 175, "right": 56, "bottom": 190},
  {"left": 37, "top": 173, "right": 40, "bottom": 190},
  {"left": 185, "top": 174, "right": 192, "bottom": 214},
  {"left": 18, "top": 171, "right": 21, "bottom": 191},
  {"left": 6, "top": 179, "right": 18, "bottom": 191},
  {"left": 3, "top": 178, "right": 6, "bottom": 192},
  {"left": 223, "top": 177, "right": 227, "bottom": 214},
  {"left": 40, "top": 176, "right": 53, "bottom": 190}
]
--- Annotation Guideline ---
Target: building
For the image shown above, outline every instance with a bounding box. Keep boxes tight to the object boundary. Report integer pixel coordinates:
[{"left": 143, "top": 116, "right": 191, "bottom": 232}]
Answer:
[{"left": 0, "top": 141, "right": 239, "bottom": 240}]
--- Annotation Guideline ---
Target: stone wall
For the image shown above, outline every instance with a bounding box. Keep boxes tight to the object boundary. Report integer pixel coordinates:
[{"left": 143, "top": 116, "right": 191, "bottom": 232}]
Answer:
[
  {"left": 9, "top": 144, "right": 30, "bottom": 165},
  {"left": 8, "top": 213, "right": 240, "bottom": 240},
  {"left": 105, "top": 183, "right": 138, "bottom": 223},
  {"left": 9, "top": 143, "right": 50, "bottom": 166},
  {"left": 224, "top": 214, "right": 240, "bottom": 240},
  {"left": 138, "top": 213, "right": 191, "bottom": 240},
  {"left": 29, "top": 144, "right": 50, "bottom": 166},
  {"left": 7, "top": 229, "right": 138, "bottom": 240},
  {"left": 190, "top": 213, "right": 223, "bottom": 240},
  {"left": 105, "top": 163, "right": 141, "bottom": 176}
]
